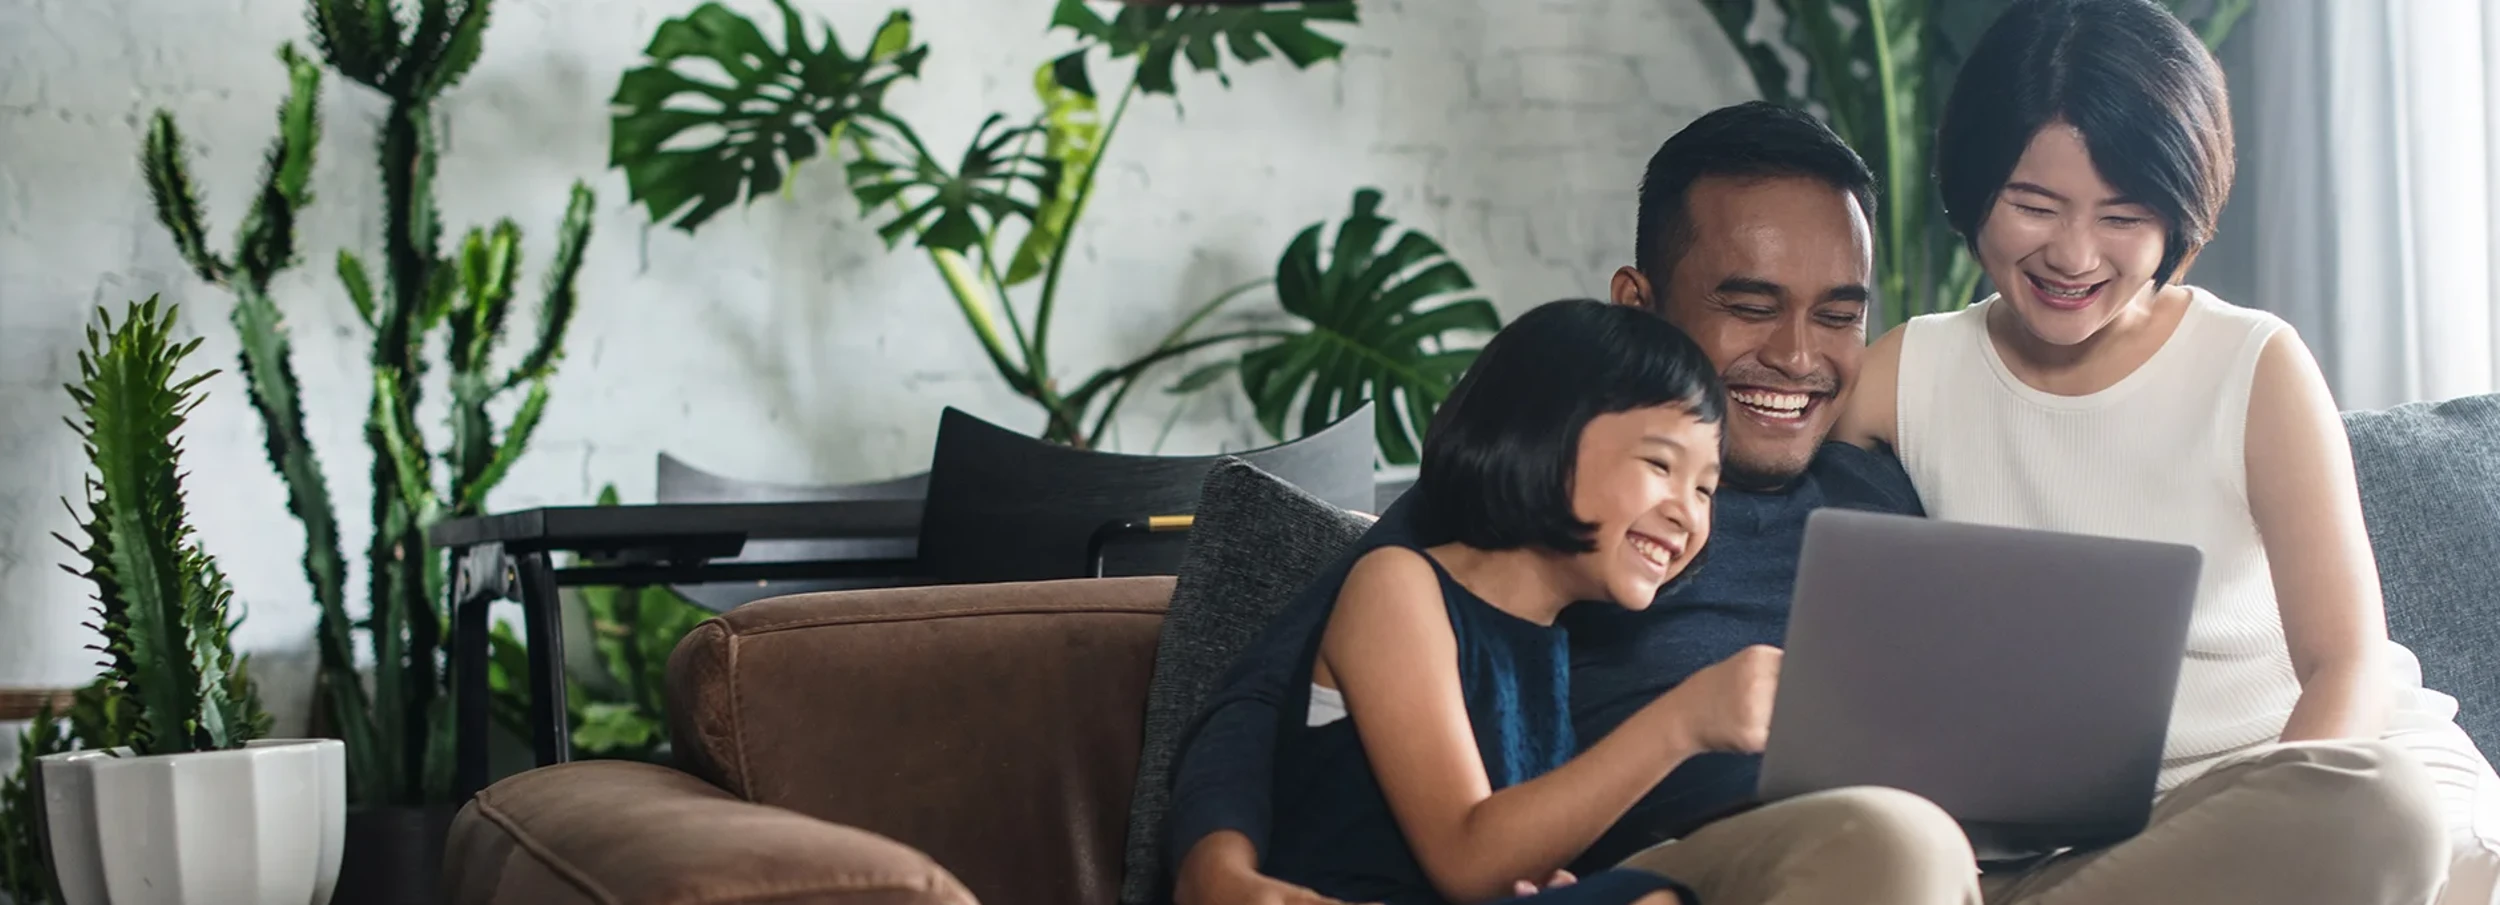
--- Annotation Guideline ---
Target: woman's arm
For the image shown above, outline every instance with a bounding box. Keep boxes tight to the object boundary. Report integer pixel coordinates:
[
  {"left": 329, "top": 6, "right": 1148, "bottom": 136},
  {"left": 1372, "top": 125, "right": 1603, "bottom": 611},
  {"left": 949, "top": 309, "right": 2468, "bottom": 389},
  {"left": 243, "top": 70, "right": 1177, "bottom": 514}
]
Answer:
[
  {"left": 2244, "top": 328, "right": 2390, "bottom": 741},
  {"left": 1832, "top": 324, "right": 1906, "bottom": 451},
  {"left": 1322, "top": 548, "right": 1736, "bottom": 905}
]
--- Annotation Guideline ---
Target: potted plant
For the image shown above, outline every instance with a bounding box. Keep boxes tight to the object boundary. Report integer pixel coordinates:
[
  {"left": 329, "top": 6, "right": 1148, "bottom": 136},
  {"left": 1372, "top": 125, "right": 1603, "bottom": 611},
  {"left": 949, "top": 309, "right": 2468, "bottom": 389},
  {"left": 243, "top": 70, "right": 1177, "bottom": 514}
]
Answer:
[
  {"left": 135, "top": 0, "right": 595, "bottom": 898},
  {"left": 32, "top": 299, "right": 345, "bottom": 905},
  {"left": 607, "top": 0, "right": 1499, "bottom": 463}
]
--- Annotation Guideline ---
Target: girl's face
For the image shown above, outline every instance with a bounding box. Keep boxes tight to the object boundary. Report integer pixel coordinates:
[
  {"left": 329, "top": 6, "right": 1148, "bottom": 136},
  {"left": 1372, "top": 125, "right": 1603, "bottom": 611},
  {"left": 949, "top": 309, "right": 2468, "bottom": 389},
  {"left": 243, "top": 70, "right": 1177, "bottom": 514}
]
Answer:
[
  {"left": 1566, "top": 405, "right": 1719, "bottom": 609},
  {"left": 1975, "top": 120, "right": 2172, "bottom": 347}
]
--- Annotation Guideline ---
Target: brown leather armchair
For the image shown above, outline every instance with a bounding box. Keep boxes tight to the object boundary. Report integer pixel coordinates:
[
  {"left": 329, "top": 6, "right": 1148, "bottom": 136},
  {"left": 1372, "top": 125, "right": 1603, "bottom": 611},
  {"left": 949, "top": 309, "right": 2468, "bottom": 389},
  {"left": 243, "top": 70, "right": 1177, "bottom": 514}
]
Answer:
[{"left": 442, "top": 576, "right": 1178, "bottom": 905}]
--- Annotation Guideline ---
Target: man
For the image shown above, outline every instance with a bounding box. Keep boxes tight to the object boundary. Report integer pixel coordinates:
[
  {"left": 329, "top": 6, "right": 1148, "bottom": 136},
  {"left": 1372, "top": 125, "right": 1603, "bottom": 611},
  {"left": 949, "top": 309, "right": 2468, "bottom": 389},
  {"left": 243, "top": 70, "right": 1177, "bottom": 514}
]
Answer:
[{"left": 1161, "top": 101, "right": 1979, "bottom": 905}]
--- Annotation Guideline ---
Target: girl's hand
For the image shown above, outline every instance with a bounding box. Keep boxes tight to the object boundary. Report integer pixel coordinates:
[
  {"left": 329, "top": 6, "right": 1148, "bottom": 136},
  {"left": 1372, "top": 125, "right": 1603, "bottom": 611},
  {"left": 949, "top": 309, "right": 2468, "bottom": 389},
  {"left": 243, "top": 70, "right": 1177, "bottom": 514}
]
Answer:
[
  {"left": 1657, "top": 645, "right": 1782, "bottom": 753},
  {"left": 1512, "top": 870, "right": 1577, "bottom": 897}
]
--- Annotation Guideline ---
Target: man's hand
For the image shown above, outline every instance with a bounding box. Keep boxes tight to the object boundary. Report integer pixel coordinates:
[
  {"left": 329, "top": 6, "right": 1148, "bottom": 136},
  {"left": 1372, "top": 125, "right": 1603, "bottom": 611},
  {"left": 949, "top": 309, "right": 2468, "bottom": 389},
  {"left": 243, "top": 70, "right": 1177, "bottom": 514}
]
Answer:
[
  {"left": 1174, "top": 831, "right": 1374, "bottom": 905},
  {"left": 1654, "top": 645, "right": 1781, "bottom": 753}
]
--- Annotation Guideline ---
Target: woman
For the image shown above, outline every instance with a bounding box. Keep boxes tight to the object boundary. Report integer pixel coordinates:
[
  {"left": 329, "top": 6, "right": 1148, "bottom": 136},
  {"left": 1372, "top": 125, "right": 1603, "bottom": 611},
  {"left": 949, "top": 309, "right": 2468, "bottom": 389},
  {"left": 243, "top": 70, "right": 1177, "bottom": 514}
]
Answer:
[{"left": 1835, "top": 1, "right": 2500, "bottom": 903}]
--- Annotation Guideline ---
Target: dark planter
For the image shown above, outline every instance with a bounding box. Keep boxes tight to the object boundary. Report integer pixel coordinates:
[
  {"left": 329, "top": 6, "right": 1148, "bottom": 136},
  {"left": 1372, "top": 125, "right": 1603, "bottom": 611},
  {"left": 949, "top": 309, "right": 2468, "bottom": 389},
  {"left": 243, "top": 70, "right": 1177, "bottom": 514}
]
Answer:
[{"left": 337, "top": 805, "right": 460, "bottom": 905}]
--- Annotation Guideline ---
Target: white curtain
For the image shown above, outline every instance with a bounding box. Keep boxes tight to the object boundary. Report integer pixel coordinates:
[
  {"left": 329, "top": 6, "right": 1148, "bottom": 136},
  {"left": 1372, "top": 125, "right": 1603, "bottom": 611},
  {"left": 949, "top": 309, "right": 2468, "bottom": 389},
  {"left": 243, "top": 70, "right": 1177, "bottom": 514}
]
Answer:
[{"left": 2243, "top": 0, "right": 2500, "bottom": 411}]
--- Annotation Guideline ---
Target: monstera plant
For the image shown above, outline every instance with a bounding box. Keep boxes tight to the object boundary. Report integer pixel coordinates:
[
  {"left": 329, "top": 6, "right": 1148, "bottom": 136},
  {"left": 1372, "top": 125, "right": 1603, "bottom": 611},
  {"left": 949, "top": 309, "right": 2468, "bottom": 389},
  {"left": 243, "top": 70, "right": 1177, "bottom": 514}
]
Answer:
[
  {"left": 608, "top": 0, "right": 1495, "bottom": 461},
  {"left": 1696, "top": 0, "right": 2251, "bottom": 328}
]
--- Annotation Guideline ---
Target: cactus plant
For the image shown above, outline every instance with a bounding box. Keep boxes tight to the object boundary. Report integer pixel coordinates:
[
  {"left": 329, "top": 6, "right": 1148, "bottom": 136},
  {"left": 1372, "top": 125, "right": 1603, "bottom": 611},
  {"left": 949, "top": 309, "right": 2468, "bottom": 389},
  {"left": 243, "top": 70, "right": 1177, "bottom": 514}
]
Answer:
[
  {"left": 54, "top": 299, "right": 272, "bottom": 760},
  {"left": 142, "top": 0, "right": 596, "bottom": 809}
]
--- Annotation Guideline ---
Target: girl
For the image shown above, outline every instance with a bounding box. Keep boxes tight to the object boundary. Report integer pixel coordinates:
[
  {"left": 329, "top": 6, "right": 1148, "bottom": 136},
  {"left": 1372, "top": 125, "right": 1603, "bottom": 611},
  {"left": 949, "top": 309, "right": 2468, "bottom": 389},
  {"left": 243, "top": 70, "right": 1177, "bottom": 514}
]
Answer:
[
  {"left": 1258, "top": 298, "right": 1727, "bottom": 905},
  {"left": 1836, "top": 1, "right": 2500, "bottom": 903}
]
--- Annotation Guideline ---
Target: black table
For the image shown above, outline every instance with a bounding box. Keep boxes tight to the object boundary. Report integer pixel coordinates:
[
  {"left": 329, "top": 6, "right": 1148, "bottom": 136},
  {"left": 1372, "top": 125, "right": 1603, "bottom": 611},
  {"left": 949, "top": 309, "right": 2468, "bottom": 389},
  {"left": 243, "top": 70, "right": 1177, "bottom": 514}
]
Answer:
[{"left": 428, "top": 499, "right": 926, "bottom": 801}]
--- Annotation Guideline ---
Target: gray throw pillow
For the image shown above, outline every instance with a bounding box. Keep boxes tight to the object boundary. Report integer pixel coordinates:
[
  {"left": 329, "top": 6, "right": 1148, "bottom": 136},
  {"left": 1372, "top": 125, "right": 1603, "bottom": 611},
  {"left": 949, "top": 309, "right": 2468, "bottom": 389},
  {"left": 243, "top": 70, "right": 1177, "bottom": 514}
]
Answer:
[
  {"left": 1118, "top": 457, "right": 1373, "bottom": 905},
  {"left": 2344, "top": 391, "right": 2500, "bottom": 756}
]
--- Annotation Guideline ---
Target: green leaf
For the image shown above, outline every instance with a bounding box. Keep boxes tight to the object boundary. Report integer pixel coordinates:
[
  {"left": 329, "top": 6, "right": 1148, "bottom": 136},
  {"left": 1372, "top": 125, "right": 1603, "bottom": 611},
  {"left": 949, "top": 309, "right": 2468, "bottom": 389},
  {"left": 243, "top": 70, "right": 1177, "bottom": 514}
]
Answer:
[
  {"left": 1006, "top": 62, "right": 1103, "bottom": 285},
  {"left": 572, "top": 702, "right": 662, "bottom": 754},
  {"left": 608, "top": 0, "right": 928, "bottom": 232},
  {"left": 1697, "top": 0, "right": 1798, "bottom": 107},
  {"left": 1051, "top": 48, "right": 1095, "bottom": 99},
  {"left": 1234, "top": 189, "right": 1500, "bottom": 465},
  {"left": 1050, "top": 0, "right": 1113, "bottom": 41},
  {"left": 1108, "top": 2, "right": 1355, "bottom": 96},
  {"left": 869, "top": 9, "right": 915, "bottom": 60},
  {"left": 845, "top": 114, "right": 1060, "bottom": 254}
]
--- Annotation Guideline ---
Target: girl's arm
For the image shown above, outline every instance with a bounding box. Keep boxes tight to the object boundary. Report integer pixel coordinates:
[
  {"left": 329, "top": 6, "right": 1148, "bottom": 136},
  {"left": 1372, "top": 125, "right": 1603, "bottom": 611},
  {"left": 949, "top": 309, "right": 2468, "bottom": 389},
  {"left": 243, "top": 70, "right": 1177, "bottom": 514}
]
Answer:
[
  {"left": 2244, "top": 328, "right": 2390, "bottom": 741},
  {"left": 1832, "top": 324, "right": 1907, "bottom": 452},
  {"left": 1321, "top": 548, "right": 1746, "bottom": 905}
]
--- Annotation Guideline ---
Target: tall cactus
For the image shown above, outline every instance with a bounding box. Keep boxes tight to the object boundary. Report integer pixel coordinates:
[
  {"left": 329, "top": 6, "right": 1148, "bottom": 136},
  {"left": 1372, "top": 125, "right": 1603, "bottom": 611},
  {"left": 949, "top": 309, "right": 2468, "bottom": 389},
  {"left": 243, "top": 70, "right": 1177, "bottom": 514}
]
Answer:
[
  {"left": 55, "top": 298, "right": 272, "bottom": 758},
  {"left": 142, "top": 0, "right": 595, "bottom": 809}
]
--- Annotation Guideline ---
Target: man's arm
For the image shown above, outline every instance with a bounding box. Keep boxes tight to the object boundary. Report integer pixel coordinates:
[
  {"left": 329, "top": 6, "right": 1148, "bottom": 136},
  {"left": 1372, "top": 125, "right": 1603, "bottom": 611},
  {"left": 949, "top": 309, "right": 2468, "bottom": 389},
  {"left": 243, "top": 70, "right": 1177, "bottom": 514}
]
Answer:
[{"left": 1165, "top": 563, "right": 1346, "bottom": 905}]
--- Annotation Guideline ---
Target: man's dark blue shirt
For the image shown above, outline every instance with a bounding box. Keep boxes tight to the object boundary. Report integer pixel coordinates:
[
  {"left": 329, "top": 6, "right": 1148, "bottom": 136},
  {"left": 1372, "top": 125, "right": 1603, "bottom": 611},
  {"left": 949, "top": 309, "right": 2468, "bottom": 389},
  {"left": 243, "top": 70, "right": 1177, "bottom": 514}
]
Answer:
[{"left": 1161, "top": 442, "right": 1926, "bottom": 887}]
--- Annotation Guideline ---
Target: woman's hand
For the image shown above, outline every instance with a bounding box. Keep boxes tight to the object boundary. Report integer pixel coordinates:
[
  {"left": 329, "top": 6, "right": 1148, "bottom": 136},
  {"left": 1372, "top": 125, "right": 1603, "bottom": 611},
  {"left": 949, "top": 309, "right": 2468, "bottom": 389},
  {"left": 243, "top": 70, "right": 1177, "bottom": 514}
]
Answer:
[
  {"left": 1653, "top": 645, "right": 1782, "bottom": 754},
  {"left": 1512, "top": 870, "right": 1578, "bottom": 897}
]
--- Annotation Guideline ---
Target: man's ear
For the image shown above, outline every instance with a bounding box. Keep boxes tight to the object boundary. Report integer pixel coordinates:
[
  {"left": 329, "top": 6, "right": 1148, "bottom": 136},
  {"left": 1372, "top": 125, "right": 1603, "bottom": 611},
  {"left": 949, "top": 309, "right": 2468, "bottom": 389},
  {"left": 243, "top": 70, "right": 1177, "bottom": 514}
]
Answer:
[{"left": 1609, "top": 266, "right": 1656, "bottom": 311}]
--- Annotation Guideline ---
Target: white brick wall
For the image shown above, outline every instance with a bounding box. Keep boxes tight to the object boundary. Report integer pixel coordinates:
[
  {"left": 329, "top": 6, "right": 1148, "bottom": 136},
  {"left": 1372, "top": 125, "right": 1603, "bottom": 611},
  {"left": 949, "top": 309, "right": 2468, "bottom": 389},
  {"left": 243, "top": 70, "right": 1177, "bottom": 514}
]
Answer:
[{"left": 0, "top": 0, "right": 1752, "bottom": 738}]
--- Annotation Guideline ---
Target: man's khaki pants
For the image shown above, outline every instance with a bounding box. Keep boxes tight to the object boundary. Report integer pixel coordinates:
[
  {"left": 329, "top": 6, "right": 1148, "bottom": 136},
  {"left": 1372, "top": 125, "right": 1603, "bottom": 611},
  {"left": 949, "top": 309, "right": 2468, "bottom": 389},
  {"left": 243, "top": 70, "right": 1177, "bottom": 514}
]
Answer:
[{"left": 1615, "top": 739, "right": 2454, "bottom": 905}]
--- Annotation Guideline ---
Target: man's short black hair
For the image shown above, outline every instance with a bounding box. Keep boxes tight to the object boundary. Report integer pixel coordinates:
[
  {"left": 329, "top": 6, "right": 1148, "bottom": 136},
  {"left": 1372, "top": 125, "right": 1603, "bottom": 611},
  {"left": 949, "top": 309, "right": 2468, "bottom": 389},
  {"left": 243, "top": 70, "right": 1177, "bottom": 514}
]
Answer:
[
  {"left": 1634, "top": 101, "right": 1879, "bottom": 287},
  {"left": 1934, "top": 0, "right": 2234, "bottom": 287},
  {"left": 1411, "top": 299, "right": 1727, "bottom": 555}
]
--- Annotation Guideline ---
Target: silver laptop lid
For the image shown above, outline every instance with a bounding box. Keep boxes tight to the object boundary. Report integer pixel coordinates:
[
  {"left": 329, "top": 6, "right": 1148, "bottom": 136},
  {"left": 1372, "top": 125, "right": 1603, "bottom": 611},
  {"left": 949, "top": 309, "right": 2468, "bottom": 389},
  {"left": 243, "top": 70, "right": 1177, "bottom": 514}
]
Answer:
[{"left": 1758, "top": 508, "right": 2202, "bottom": 856}]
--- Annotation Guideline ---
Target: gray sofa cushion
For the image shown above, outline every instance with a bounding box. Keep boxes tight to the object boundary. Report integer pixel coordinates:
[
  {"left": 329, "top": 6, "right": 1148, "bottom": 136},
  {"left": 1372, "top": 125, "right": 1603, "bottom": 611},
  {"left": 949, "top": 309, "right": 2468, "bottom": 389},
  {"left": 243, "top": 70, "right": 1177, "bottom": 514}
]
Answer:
[
  {"left": 2345, "top": 391, "right": 2500, "bottom": 756},
  {"left": 1118, "top": 458, "right": 1374, "bottom": 905}
]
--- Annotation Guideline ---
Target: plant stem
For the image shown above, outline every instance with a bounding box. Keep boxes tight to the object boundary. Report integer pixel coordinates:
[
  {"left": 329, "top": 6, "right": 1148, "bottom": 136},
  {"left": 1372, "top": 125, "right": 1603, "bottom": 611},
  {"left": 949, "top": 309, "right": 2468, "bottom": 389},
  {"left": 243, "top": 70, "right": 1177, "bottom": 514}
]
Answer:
[
  {"left": 1071, "top": 275, "right": 1272, "bottom": 444},
  {"left": 849, "top": 133, "right": 1035, "bottom": 397},
  {"left": 1080, "top": 327, "right": 1288, "bottom": 445},
  {"left": 1031, "top": 78, "right": 1138, "bottom": 385},
  {"left": 982, "top": 123, "right": 1045, "bottom": 363},
  {"left": 1865, "top": 0, "right": 1917, "bottom": 326}
]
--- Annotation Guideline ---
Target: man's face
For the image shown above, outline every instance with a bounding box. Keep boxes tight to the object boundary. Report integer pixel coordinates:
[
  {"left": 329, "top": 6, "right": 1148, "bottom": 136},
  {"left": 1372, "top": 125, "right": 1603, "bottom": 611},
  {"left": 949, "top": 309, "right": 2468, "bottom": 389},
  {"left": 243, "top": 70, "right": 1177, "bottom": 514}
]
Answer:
[{"left": 1609, "top": 174, "right": 1874, "bottom": 488}]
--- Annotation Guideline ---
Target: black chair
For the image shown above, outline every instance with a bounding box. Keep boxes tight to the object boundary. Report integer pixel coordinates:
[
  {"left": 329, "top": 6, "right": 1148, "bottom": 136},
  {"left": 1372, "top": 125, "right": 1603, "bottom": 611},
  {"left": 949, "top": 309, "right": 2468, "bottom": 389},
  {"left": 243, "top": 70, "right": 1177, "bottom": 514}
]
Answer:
[
  {"left": 914, "top": 403, "right": 1378, "bottom": 584},
  {"left": 651, "top": 452, "right": 929, "bottom": 611}
]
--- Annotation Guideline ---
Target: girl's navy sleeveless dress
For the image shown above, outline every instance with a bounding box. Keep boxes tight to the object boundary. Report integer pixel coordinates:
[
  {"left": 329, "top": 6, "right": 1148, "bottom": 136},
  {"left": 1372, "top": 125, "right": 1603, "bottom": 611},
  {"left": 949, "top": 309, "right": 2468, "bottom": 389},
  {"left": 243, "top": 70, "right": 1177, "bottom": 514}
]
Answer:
[{"left": 1262, "top": 542, "right": 1696, "bottom": 905}]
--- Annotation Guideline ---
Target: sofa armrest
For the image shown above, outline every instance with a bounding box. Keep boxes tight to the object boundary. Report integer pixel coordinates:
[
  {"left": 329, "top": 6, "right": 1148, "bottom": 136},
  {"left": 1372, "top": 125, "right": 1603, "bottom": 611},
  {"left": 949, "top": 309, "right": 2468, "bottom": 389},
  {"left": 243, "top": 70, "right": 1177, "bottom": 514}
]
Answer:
[{"left": 443, "top": 760, "right": 976, "bottom": 905}]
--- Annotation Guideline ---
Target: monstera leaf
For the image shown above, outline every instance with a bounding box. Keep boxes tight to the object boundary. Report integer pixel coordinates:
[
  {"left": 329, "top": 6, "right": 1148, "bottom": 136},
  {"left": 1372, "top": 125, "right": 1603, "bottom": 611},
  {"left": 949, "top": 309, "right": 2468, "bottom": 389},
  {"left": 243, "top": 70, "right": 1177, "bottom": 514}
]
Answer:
[
  {"left": 1238, "top": 189, "right": 1501, "bottom": 465},
  {"left": 844, "top": 114, "right": 1063, "bottom": 254},
  {"left": 1005, "top": 61, "right": 1103, "bottom": 285},
  {"left": 609, "top": 0, "right": 928, "bottom": 232},
  {"left": 1048, "top": 0, "right": 1356, "bottom": 95}
]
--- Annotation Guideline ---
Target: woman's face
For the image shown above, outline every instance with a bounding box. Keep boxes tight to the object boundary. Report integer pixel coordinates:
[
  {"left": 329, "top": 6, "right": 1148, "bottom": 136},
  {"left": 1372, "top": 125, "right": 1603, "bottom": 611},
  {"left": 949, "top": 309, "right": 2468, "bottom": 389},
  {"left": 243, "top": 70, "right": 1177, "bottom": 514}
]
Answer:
[
  {"left": 1974, "top": 120, "right": 2171, "bottom": 347},
  {"left": 1566, "top": 405, "right": 1719, "bottom": 610}
]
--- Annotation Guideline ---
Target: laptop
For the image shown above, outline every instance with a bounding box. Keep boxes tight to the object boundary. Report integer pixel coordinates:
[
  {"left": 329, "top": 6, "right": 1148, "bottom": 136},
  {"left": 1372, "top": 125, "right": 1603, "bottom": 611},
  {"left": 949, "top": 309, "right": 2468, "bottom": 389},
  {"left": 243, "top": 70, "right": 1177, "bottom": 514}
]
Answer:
[{"left": 1755, "top": 508, "right": 2204, "bottom": 863}]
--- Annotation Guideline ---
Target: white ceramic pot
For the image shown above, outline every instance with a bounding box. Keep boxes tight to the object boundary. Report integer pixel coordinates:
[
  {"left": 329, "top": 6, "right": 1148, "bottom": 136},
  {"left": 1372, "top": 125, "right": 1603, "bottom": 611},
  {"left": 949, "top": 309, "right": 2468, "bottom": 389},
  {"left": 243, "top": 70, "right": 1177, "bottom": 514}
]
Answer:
[{"left": 36, "top": 738, "right": 345, "bottom": 905}]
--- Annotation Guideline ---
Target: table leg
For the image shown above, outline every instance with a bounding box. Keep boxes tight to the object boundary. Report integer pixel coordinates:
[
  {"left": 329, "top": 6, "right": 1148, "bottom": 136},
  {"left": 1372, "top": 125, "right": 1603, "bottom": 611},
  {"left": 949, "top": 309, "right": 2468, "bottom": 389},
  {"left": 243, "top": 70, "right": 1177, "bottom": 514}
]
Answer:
[
  {"left": 451, "top": 542, "right": 509, "bottom": 802},
  {"left": 513, "top": 550, "right": 573, "bottom": 771}
]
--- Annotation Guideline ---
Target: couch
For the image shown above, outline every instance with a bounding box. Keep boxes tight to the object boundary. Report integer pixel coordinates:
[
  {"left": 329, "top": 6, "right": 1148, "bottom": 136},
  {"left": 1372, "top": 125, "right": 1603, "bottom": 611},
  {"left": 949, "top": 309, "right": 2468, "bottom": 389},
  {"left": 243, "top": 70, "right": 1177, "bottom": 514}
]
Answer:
[{"left": 439, "top": 393, "right": 2500, "bottom": 905}]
